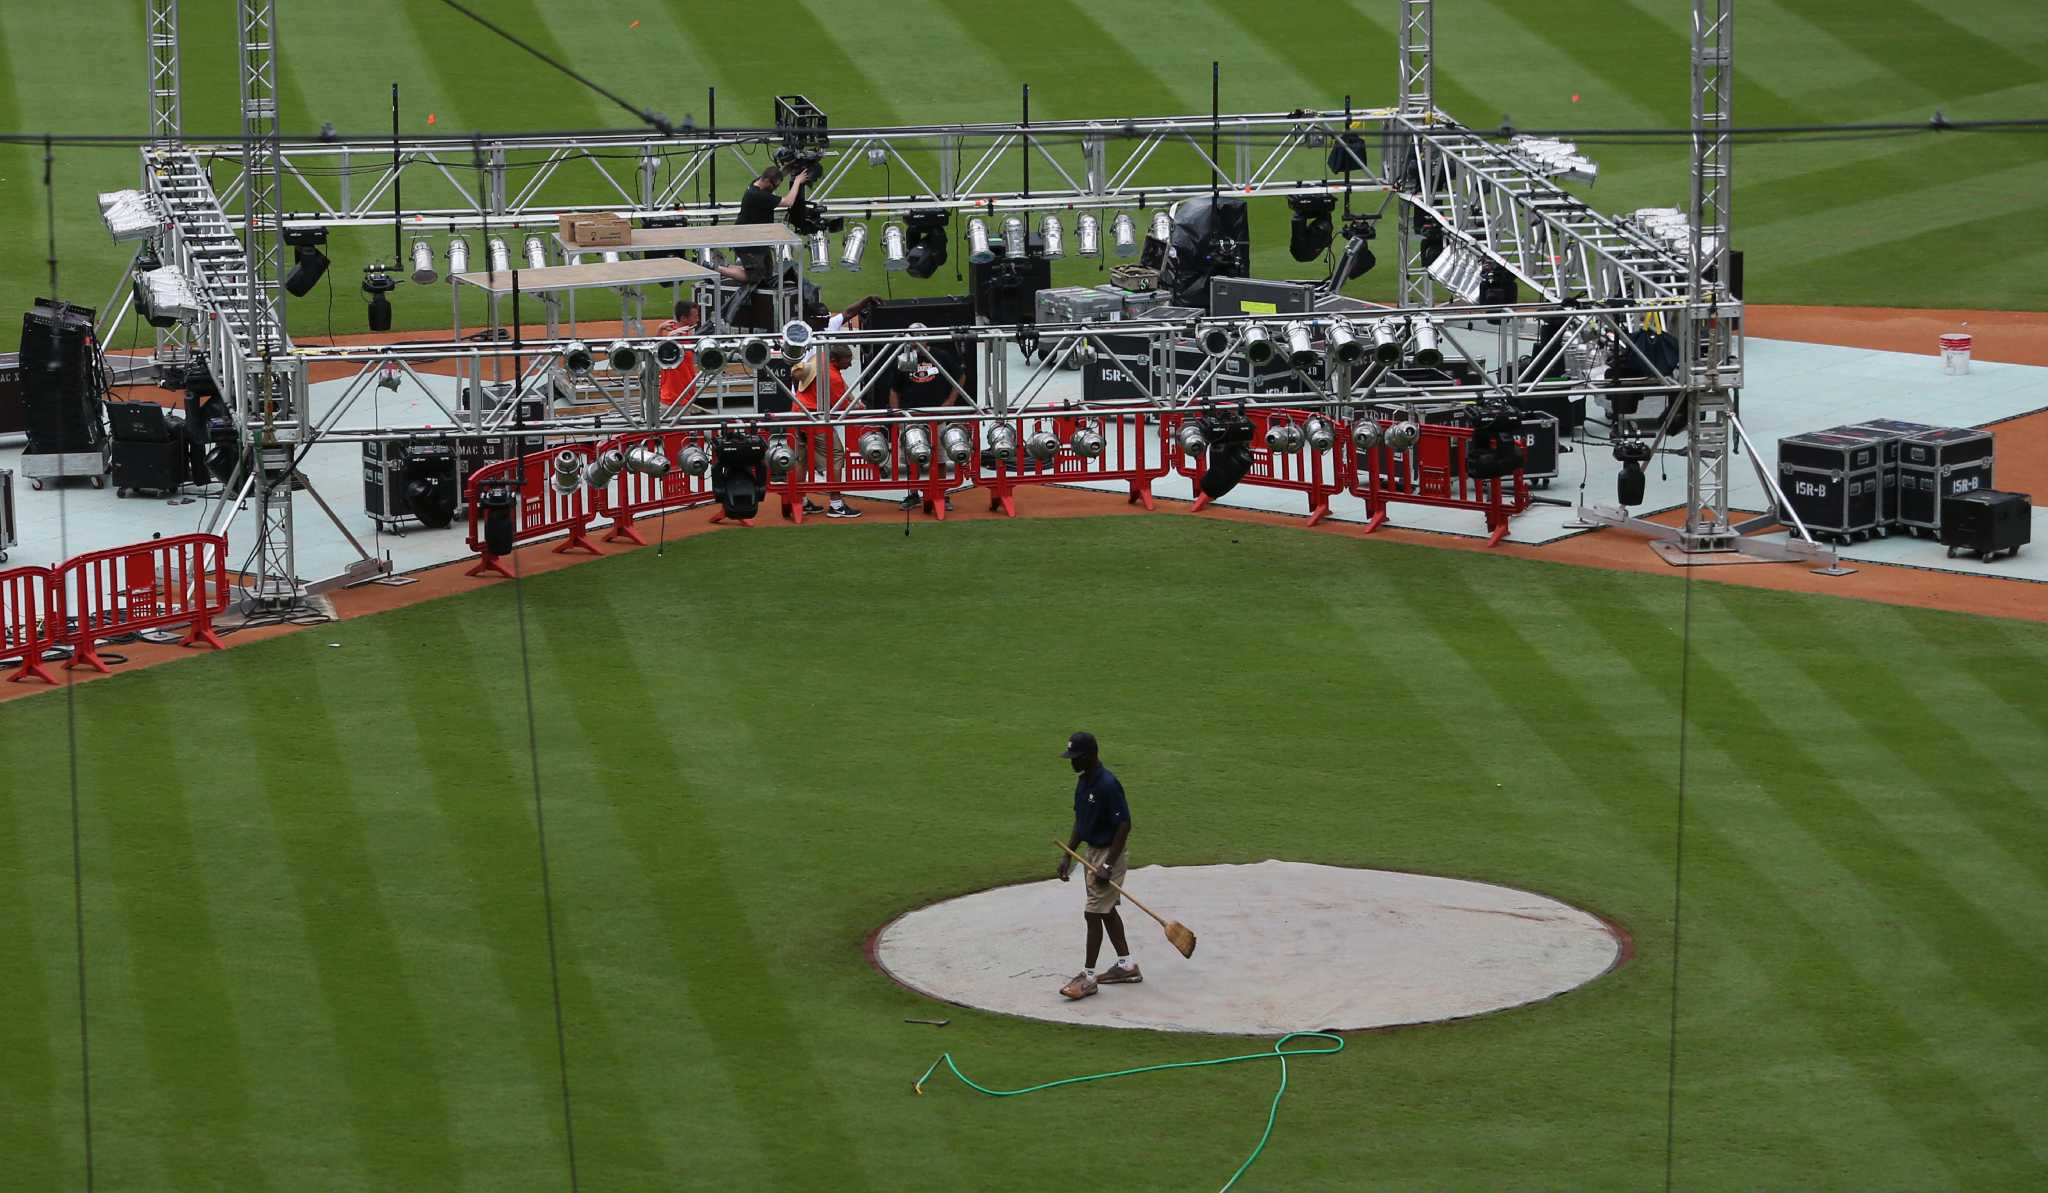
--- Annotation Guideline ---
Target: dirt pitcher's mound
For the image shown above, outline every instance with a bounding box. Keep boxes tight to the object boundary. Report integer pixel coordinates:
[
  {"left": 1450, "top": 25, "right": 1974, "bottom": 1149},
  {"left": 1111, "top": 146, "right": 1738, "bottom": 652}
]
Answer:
[{"left": 874, "top": 861, "right": 1626, "bottom": 1034}]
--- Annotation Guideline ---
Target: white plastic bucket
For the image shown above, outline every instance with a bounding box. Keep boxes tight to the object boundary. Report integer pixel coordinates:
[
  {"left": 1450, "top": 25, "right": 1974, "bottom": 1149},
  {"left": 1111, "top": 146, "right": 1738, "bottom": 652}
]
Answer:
[{"left": 1939, "top": 332, "right": 1972, "bottom": 375}]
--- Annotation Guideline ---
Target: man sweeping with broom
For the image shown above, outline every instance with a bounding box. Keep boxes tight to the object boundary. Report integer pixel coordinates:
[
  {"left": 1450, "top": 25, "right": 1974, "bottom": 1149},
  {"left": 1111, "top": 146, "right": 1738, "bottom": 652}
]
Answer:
[{"left": 1055, "top": 731, "right": 1141, "bottom": 999}]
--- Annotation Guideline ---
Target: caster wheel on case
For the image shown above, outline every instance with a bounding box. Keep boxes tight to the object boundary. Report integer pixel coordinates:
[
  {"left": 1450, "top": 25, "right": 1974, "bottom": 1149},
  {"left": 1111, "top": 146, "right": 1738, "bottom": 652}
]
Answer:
[
  {"left": 1946, "top": 546, "right": 1958, "bottom": 558},
  {"left": 90, "top": 476, "right": 105, "bottom": 490},
  {"left": 31, "top": 478, "right": 45, "bottom": 491}
]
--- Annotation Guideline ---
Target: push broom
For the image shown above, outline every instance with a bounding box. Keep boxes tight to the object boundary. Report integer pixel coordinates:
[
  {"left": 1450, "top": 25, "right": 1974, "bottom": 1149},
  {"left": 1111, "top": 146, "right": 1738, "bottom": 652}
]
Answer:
[{"left": 1054, "top": 840, "right": 1197, "bottom": 958}]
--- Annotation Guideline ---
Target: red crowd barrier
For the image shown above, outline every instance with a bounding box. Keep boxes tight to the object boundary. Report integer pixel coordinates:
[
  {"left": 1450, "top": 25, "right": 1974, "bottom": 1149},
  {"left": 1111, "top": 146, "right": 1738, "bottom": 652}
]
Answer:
[
  {"left": 779, "top": 417, "right": 978, "bottom": 521},
  {"left": 980, "top": 412, "right": 1169, "bottom": 517},
  {"left": 2, "top": 564, "right": 61, "bottom": 684},
  {"left": 589, "top": 430, "right": 719, "bottom": 543},
  {"left": 1351, "top": 420, "right": 1530, "bottom": 547},
  {"left": 1178, "top": 408, "right": 1348, "bottom": 526},
  {"left": 463, "top": 443, "right": 604, "bottom": 578},
  {"left": 53, "top": 533, "right": 230, "bottom": 673}
]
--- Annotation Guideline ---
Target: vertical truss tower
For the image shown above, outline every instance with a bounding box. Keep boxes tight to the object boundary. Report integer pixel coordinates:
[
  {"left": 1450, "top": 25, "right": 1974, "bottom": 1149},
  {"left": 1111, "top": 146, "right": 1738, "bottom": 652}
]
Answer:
[
  {"left": 236, "top": 0, "right": 299, "bottom": 607},
  {"left": 1681, "top": 0, "right": 1738, "bottom": 551}
]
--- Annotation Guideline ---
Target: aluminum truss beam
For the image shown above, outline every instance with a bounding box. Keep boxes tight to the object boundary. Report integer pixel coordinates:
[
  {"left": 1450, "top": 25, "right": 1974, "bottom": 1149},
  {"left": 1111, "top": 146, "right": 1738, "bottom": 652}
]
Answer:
[
  {"left": 1680, "top": 0, "right": 1739, "bottom": 551},
  {"left": 1398, "top": 1, "right": 1433, "bottom": 115},
  {"left": 146, "top": 0, "right": 181, "bottom": 146}
]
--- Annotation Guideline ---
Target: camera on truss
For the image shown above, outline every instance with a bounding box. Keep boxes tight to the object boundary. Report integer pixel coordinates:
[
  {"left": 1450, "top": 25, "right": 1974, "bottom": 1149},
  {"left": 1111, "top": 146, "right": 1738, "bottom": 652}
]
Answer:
[
  {"left": 787, "top": 197, "right": 843, "bottom": 237},
  {"left": 773, "top": 144, "right": 825, "bottom": 178}
]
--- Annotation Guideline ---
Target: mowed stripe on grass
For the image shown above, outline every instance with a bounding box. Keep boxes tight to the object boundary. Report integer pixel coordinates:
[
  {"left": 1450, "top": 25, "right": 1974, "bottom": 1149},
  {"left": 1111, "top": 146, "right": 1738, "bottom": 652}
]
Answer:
[{"left": 6, "top": 518, "right": 2048, "bottom": 1189}]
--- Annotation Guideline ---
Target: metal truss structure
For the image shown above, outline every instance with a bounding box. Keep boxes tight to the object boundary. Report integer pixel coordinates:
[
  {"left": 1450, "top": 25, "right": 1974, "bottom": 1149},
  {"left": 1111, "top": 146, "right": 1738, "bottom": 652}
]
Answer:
[{"left": 110, "top": 0, "right": 1835, "bottom": 595}]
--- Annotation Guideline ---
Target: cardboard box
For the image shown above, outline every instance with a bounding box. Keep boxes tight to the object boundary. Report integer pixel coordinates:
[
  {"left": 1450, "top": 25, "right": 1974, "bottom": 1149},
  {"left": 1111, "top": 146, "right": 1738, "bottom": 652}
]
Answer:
[{"left": 557, "top": 213, "right": 631, "bottom": 247}]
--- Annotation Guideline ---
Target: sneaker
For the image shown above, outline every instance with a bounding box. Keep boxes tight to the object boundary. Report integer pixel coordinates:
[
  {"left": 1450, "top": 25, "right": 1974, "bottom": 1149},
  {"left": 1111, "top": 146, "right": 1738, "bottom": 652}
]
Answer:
[
  {"left": 827, "top": 502, "right": 863, "bottom": 519},
  {"left": 1097, "top": 959, "right": 1142, "bottom": 985},
  {"left": 900, "top": 493, "right": 921, "bottom": 511},
  {"left": 802, "top": 499, "right": 825, "bottom": 515},
  {"left": 1059, "top": 971, "right": 1099, "bottom": 1000},
  {"left": 943, "top": 497, "right": 955, "bottom": 512}
]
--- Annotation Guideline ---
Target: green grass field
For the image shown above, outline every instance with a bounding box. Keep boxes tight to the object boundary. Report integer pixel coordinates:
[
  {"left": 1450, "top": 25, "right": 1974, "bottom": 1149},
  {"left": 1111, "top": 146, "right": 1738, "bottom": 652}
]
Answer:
[
  {"left": 2, "top": 1, "right": 2046, "bottom": 337},
  {"left": 4, "top": 517, "right": 2046, "bottom": 1189}
]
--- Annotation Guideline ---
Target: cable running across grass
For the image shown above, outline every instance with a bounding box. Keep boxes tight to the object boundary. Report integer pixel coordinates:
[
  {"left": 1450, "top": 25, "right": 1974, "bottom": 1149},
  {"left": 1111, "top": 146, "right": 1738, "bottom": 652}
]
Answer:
[{"left": 914, "top": 1030, "right": 1344, "bottom": 1191}]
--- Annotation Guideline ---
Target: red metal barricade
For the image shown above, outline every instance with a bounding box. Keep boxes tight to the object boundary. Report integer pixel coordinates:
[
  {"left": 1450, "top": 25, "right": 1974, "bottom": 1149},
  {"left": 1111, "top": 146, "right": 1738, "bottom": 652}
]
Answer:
[
  {"left": 589, "top": 430, "right": 719, "bottom": 543},
  {"left": 772, "top": 417, "right": 978, "bottom": 521},
  {"left": 1, "top": 564, "right": 61, "bottom": 685},
  {"left": 463, "top": 443, "right": 604, "bottom": 578},
  {"left": 55, "top": 533, "right": 229, "bottom": 672},
  {"left": 1350, "top": 420, "right": 1530, "bottom": 546},
  {"left": 1178, "top": 407, "right": 1348, "bottom": 526},
  {"left": 980, "top": 412, "right": 1169, "bottom": 517}
]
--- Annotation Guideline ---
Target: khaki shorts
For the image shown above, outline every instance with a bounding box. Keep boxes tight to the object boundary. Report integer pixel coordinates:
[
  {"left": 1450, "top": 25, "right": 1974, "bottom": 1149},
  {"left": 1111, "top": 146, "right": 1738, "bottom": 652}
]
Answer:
[{"left": 1080, "top": 843, "right": 1128, "bottom": 915}]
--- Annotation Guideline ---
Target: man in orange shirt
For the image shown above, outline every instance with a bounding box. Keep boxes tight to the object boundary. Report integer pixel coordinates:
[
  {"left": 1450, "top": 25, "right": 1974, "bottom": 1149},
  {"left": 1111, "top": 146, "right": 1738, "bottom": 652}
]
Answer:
[
  {"left": 656, "top": 300, "right": 701, "bottom": 408},
  {"left": 791, "top": 345, "right": 861, "bottom": 518}
]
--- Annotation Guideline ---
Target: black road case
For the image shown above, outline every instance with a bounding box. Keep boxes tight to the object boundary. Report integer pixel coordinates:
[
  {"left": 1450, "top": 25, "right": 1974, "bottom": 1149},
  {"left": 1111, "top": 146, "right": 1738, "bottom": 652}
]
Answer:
[
  {"left": 1776, "top": 430, "right": 1884, "bottom": 541},
  {"left": 1515, "top": 412, "right": 1561, "bottom": 486},
  {"left": 1898, "top": 426, "right": 1994, "bottom": 536},
  {"left": 1940, "top": 489, "right": 2030, "bottom": 561}
]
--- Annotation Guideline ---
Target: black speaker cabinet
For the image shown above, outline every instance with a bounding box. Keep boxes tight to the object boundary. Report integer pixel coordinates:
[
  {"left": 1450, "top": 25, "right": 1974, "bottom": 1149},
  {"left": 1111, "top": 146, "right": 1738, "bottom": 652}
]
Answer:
[{"left": 1940, "top": 490, "right": 2030, "bottom": 561}]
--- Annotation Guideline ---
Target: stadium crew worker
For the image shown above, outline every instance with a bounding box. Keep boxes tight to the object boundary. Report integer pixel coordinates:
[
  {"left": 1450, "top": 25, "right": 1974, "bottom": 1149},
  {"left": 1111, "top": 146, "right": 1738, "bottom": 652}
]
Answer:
[
  {"left": 789, "top": 345, "right": 862, "bottom": 519},
  {"left": 713, "top": 165, "right": 812, "bottom": 284},
  {"left": 1056, "top": 731, "right": 1139, "bottom": 999}
]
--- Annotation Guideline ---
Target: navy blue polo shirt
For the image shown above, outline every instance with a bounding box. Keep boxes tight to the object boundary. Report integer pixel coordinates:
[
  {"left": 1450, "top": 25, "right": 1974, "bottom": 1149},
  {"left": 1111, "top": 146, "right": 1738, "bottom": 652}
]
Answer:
[{"left": 1072, "top": 765, "right": 1130, "bottom": 848}]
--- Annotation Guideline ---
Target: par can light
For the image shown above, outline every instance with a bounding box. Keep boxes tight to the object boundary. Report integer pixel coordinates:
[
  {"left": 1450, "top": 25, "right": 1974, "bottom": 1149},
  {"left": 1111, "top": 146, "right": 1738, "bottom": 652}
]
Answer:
[
  {"left": 808, "top": 231, "right": 832, "bottom": 271},
  {"left": 1199, "top": 325, "right": 1233, "bottom": 356},
  {"left": 881, "top": 222, "right": 908, "bottom": 271},
  {"left": 1327, "top": 319, "right": 1365, "bottom": 364},
  {"left": 839, "top": 224, "right": 869, "bottom": 271},
  {"left": 780, "top": 319, "right": 814, "bottom": 361},
  {"left": 1264, "top": 418, "right": 1304, "bottom": 453},
  {"left": 550, "top": 450, "right": 583, "bottom": 495},
  {"left": 676, "top": 443, "right": 712, "bottom": 477},
  {"left": 983, "top": 422, "right": 1019, "bottom": 463},
  {"left": 1023, "top": 429, "right": 1060, "bottom": 464},
  {"left": 524, "top": 236, "right": 548, "bottom": 270},
  {"left": 487, "top": 237, "right": 511, "bottom": 275},
  {"left": 1351, "top": 416, "right": 1383, "bottom": 452},
  {"left": 1371, "top": 318, "right": 1404, "bottom": 364},
  {"left": 1177, "top": 419, "right": 1212, "bottom": 458},
  {"left": 740, "top": 337, "right": 773, "bottom": 368},
  {"left": 623, "top": 441, "right": 671, "bottom": 476},
  {"left": 1385, "top": 420, "right": 1422, "bottom": 451},
  {"left": 446, "top": 236, "right": 470, "bottom": 275},
  {"left": 765, "top": 436, "right": 797, "bottom": 477},
  {"left": 1150, "top": 210, "right": 1172, "bottom": 244},
  {"left": 1003, "top": 216, "right": 1028, "bottom": 259},
  {"left": 1039, "top": 214, "right": 1064, "bottom": 260},
  {"left": 562, "top": 340, "right": 595, "bottom": 375},
  {"left": 584, "top": 448, "right": 627, "bottom": 489},
  {"left": 1241, "top": 322, "right": 1275, "bottom": 366},
  {"left": 1075, "top": 212, "right": 1101, "bottom": 258},
  {"left": 1069, "top": 422, "right": 1105, "bottom": 459},
  {"left": 410, "top": 239, "right": 438, "bottom": 285},
  {"left": 939, "top": 422, "right": 974, "bottom": 464},
  {"left": 606, "top": 341, "right": 641, "bottom": 372},
  {"left": 695, "top": 338, "right": 730, "bottom": 371},
  {"left": 653, "top": 337, "right": 685, "bottom": 369},
  {"left": 1413, "top": 319, "right": 1443, "bottom": 368},
  {"left": 1304, "top": 415, "right": 1336, "bottom": 453},
  {"left": 966, "top": 217, "right": 994, "bottom": 265},
  {"left": 857, "top": 429, "right": 892, "bottom": 468},
  {"left": 1111, "top": 212, "right": 1138, "bottom": 258},
  {"left": 1283, "top": 321, "right": 1317, "bottom": 368},
  {"left": 903, "top": 424, "right": 934, "bottom": 466}
]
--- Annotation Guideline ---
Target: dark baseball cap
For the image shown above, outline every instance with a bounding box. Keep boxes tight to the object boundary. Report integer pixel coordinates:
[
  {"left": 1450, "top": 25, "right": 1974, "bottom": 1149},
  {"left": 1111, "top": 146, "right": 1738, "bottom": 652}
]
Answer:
[{"left": 1060, "top": 731, "right": 1098, "bottom": 759}]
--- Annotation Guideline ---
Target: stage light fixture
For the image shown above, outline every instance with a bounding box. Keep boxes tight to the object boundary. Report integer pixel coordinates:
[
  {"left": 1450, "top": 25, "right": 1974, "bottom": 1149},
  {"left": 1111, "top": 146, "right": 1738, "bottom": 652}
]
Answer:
[
  {"left": 881, "top": 222, "right": 908, "bottom": 271},
  {"left": 487, "top": 237, "right": 511, "bottom": 275},
  {"left": 1385, "top": 420, "right": 1421, "bottom": 451},
  {"left": 1111, "top": 212, "right": 1138, "bottom": 258},
  {"left": 765, "top": 436, "right": 797, "bottom": 478},
  {"left": 740, "top": 337, "right": 773, "bottom": 368},
  {"left": 446, "top": 237, "right": 470, "bottom": 275},
  {"left": 283, "top": 229, "right": 329, "bottom": 298},
  {"left": 1023, "top": 429, "right": 1060, "bottom": 464},
  {"left": 1264, "top": 418, "right": 1304, "bottom": 454},
  {"left": 1304, "top": 415, "right": 1336, "bottom": 453},
  {"left": 623, "top": 441, "right": 670, "bottom": 476},
  {"left": 1039, "top": 214, "right": 1064, "bottom": 260},
  {"left": 1412, "top": 319, "right": 1443, "bottom": 368},
  {"left": 967, "top": 217, "right": 995, "bottom": 264},
  {"left": 1241, "top": 322, "right": 1275, "bottom": 365},
  {"left": 1328, "top": 215, "right": 1379, "bottom": 285},
  {"left": 1370, "top": 318, "right": 1404, "bottom": 364},
  {"left": 606, "top": 341, "right": 642, "bottom": 372},
  {"left": 362, "top": 266, "right": 396, "bottom": 332},
  {"left": 1149, "top": 210, "right": 1172, "bottom": 244},
  {"left": 1287, "top": 193, "right": 1336, "bottom": 262},
  {"left": 1069, "top": 422, "right": 1105, "bottom": 459},
  {"left": 1195, "top": 410, "right": 1256, "bottom": 500},
  {"left": 1351, "top": 416, "right": 1383, "bottom": 453},
  {"left": 711, "top": 429, "right": 769, "bottom": 521},
  {"left": 1002, "top": 216, "right": 1029, "bottom": 259},
  {"left": 839, "top": 224, "right": 869, "bottom": 271},
  {"left": 1177, "top": 419, "right": 1212, "bottom": 458},
  {"left": 677, "top": 443, "right": 712, "bottom": 476},
  {"left": 939, "top": 423, "right": 974, "bottom": 464},
  {"left": 808, "top": 231, "right": 832, "bottom": 271},
  {"left": 904, "top": 209, "right": 950, "bottom": 279},
  {"left": 780, "top": 319, "right": 813, "bottom": 361},
  {"left": 983, "top": 422, "right": 1019, "bottom": 463},
  {"left": 524, "top": 236, "right": 548, "bottom": 270},
  {"left": 550, "top": 450, "right": 583, "bottom": 495},
  {"left": 1075, "top": 212, "right": 1101, "bottom": 257},
  {"left": 1283, "top": 321, "right": 1318, "bottom": 368},
  {"left": 479, "top": 485, "right": 516, "bottom": 555},
  {"left": 410, "top": 238, "right": 439, "bottom": 285},
  {"left": 1464, "top": 399, "right": 1527, "bottom": 481},
  {"left": 1199, "top": 325, "right": 1233, "bottom": 356},
  {"left": 562, "top": 340, "right": 595, "bottom": 375},
  {"left": 695, "top": 338, "right": 730, "bottom": 370},
  {"left": 98, "top": 189, "right": 160, "bottom": 241},
  {"left": 584, "top": 448, "right": 627, "bottom": 490},
  {"left": 1614, "top": 438, "right": 1651, "bottom": 506},
  {"left": 653, "top": 337, "right": 685, "bottom": 369},
  {"left": 903, "top": 425, "right": 934, "bottom": 467},
  {"left": 857, "top": 429, "right": 892, "bottom": 468},
  {"left": 1327, "top": 319, "right": 1364, "bottom": 365}
]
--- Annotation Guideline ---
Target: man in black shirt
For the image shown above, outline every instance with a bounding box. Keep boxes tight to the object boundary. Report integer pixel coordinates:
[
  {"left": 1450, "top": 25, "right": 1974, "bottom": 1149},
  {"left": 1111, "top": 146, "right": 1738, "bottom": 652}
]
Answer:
[
  {"left": 1055, "top": 731, "right": 1138, "bottom": 1000},
  {"left": 716, "top": 165, "right": 812, "bottom": 284}
]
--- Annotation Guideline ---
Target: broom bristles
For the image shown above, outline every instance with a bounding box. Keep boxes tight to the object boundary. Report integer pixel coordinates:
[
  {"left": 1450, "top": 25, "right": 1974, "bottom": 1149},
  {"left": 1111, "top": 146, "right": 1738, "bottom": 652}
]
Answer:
[{"left": 1167, "top": 921, "right": 1197, "bottom": 958}]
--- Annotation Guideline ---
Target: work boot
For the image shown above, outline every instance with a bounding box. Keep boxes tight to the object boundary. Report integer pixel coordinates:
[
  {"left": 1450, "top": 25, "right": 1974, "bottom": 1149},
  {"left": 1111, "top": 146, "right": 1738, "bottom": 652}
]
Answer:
[
  {"left": 1097, "top": 959, "right": 1142, "bottom": 985},
  {"left": 1059, "top": 971, "right": 1099, "bottom": 1000}
]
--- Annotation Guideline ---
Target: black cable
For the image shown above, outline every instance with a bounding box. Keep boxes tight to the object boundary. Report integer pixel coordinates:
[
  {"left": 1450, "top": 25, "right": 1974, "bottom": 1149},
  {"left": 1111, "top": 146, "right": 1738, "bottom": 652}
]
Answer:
[
  {"left": 433, "top": 0, "right": 671, "bottom": 136},
  {"left": 1664, "top": 516, "right": 1698, "bottom": 1191}
]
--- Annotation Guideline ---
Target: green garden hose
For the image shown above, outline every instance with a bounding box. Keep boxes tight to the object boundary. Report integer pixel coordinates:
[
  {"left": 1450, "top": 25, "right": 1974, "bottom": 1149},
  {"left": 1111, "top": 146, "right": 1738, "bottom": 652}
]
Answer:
[{"left": 913, "top": 1030, "right": 1345, "bottom": 1191}]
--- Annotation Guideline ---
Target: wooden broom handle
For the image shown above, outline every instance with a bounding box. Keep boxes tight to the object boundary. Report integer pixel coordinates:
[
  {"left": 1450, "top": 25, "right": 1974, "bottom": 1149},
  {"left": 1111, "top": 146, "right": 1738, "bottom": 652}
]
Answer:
[{"left": 1053, "top": 839, "right": 1169, "bottom": 929}]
